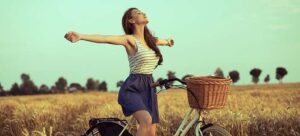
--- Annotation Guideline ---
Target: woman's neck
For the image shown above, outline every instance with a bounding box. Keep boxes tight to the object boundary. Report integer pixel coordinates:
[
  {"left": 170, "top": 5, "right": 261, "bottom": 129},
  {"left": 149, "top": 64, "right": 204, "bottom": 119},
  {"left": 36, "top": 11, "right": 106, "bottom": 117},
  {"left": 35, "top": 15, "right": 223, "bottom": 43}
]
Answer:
[{"left": 133, "top": 25, "right": 145, "bottom": 40}]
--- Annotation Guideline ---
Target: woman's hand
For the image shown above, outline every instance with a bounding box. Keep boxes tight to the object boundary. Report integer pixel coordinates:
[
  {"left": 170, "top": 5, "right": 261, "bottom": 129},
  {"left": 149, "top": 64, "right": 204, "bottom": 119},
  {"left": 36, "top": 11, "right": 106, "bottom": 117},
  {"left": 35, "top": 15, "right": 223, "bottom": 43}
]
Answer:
[
  {"left": 64, "top": 31, "right": 81, "bottom": 43},
  {"left": 167, "top": 39, "right": 174, "bottom": 47}
]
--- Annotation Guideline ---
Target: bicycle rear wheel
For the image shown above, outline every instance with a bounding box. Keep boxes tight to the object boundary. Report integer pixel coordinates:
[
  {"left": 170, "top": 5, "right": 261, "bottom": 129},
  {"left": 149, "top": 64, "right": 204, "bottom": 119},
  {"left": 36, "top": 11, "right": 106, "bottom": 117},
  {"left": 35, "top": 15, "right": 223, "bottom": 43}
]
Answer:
[{"left": 199, "top": 123, "right": 232, "bottom": 136}]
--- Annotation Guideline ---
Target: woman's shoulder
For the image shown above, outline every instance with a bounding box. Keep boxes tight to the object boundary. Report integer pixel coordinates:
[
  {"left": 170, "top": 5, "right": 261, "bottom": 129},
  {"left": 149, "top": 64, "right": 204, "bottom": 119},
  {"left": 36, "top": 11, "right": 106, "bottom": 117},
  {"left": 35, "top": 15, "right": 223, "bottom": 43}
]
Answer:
[
  {"left": 124, "top": 34, "right": 137, "bottom": 46},
  {"left": 124, "top": 34, "right": 136, "bottom": 41},
  {"left": 121, "top": 35, "right": 138, "bottom": 51}
]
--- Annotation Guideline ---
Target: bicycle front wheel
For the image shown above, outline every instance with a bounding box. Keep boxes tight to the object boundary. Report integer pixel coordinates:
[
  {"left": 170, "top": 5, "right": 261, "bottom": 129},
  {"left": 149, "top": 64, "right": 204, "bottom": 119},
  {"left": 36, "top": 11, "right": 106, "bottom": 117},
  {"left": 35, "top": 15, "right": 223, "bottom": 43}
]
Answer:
[
  {"left": 82, "top": 125, "right": 102, "bottom": 136},
  {"left": 82, "top": 122, "right": 132, "bottom": 136},
  {"left": 199, "top": 124, "right": 232, "bottom": 136}
]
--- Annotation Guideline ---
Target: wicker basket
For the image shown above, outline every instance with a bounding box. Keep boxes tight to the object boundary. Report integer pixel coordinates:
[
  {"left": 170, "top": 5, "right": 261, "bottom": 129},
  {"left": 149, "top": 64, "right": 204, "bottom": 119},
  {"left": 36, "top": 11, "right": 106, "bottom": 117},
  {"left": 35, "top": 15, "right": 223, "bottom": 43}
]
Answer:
[{"left": 185, "top": 76, "right": 232, "bottom": 110}]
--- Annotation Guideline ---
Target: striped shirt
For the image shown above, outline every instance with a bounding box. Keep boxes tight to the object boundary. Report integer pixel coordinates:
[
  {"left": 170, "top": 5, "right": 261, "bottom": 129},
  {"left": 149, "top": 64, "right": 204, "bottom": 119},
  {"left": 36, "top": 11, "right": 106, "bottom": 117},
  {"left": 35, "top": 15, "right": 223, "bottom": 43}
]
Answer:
[{"left": 128, "top": 36, "right": 159, "bottom": 74}]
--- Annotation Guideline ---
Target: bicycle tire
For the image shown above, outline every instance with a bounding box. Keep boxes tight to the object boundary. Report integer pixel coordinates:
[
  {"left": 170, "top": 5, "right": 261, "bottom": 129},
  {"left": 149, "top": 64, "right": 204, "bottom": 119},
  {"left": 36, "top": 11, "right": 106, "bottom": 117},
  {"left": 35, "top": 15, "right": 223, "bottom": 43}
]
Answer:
[
  {"left": 199, "top": 123, "right": 232, "bottom": 136},
  {"left": 82, "top": 122, "right": 132, "bottom": 136}
]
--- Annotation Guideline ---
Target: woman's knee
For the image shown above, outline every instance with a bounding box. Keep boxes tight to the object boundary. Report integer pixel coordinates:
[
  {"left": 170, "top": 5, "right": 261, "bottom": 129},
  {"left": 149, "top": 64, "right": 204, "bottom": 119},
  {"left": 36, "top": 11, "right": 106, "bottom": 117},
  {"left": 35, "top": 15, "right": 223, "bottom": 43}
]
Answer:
[
  {"left": 139, "top": 117, "right": 152, "bottom": 128},
  {"left": 133, "top": 110, "right": 153, "bottom": 129}
]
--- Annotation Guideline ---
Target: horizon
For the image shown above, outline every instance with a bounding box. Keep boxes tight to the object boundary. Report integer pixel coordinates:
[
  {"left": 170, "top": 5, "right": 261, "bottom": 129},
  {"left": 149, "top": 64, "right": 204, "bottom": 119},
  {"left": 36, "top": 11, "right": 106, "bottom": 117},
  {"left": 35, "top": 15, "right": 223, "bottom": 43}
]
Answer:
[{"left": 0, "top": 67, "right": 296, "bottom": 92}]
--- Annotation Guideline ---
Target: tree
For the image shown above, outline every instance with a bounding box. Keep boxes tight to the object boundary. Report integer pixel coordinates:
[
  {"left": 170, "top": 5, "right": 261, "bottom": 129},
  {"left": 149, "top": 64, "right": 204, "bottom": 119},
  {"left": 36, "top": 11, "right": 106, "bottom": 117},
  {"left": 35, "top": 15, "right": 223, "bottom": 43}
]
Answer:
[
  {"left": 10, "top": 83, "right": 20, "bottom": 95},
  {"left": 55, "top": 77, "right": 67, "bottom": 93},
  {"left": 68, "top": 83, "right": 84, "bottom": 92},
  {"left": 20, "top": 73, "right": 38, "bottom": 95},
  {"left": 117, "top": 80, "right": 124, "bottom": 88},
  {"left": 167, "top": 71, "right": 176, "bottom": 85},
  {"left": 276, "top": 67, "right": 288, "bottom": 83},
  {"left": 95, "top": 80, "right": 100, "bottom": 90},
  {"left": 50, "top": 85, "right": 57, "bottom": 93},
  {"left": 0, "top": 83, "right": 5, "bottom": 96},
  {"left": 228, "top": 70, "right": 240, "bottom": 84},
  {"left": 98, "top": 81, "right": 108, "bottom": 91},
  {"left": 250, "top": 68, "right": 262, "bottom": 84},
  {"left": 39, "top": 84, "right": 50, "bottom": 94},
  {"left": 21, "top": 73, "right": 30, "bottom": 82},
  {"left": 264, "top": 74, "right": 270, "bottom": 84},
  {"left": 86, "top": 78, "right": 97, "bottom": 91},
  {"left": 0, "top": 83, "right": 3, "bottom": 92},
  {"left": 214, "top": 67, "right": 224, "bottom": 78}
]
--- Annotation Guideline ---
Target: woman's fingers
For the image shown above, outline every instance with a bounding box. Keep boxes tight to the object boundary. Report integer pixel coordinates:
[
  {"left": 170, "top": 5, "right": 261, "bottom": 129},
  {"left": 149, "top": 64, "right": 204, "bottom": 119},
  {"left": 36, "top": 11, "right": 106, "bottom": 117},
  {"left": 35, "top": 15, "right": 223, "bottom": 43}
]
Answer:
[
  {"left": 70, "top": 33, "right": 75, "bottom": 41},
  {"left": 168, "top": 38, "right": 174, "bottom": 47},
  {"left": 64, "top": 31, "right": 73, "bottom": 42},
  {"left": 70, "top": 32, "right": 80, "bottom": 43},
  {"left": 64, "top": 32, "right": 71, "bottom": 41},
  {"left": 65, "top": 32, "right": 76, "bottom": 42},
  {"left": 70, "top": 33, "right": 75, "bottom": 42},
  {"left": 64, "top": 32, "right": 70, "bottom": 40}
]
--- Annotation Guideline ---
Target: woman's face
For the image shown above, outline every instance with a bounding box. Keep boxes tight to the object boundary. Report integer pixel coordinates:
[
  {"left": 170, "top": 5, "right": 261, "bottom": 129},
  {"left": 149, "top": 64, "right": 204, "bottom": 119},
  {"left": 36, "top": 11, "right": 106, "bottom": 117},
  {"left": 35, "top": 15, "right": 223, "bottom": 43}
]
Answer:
[{"left": 130, "top": 9, "right": 148, "bottom": 25}]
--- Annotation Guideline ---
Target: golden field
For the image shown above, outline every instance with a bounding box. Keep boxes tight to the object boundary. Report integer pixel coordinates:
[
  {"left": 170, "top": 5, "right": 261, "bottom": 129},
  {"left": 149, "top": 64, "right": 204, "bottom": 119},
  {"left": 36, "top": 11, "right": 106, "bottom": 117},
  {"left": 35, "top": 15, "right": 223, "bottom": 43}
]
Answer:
[{"left": 0, "top": 83, "right": 299, "bottom": 136}]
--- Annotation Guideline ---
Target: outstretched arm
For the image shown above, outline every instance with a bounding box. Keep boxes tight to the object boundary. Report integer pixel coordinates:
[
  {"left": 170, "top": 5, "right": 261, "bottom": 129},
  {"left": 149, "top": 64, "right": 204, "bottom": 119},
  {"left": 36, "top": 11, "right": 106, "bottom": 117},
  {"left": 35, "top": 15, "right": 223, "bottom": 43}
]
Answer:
[
  {"left": 156, "top": 38, "right": 174, "bottom": 47},
  {"left": 64, "top": 31, "right": 129, "bottom": 46}
]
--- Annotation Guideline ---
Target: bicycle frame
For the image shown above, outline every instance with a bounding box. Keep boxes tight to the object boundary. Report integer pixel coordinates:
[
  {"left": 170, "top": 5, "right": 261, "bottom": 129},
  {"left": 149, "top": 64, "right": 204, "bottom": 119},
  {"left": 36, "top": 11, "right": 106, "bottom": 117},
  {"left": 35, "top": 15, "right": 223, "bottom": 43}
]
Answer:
[
  {"left": 174, "top": 107, "right": 203, "bottom": 136},
  {"left": 118, "top": 116, "right": 135, "bottom": 136}
]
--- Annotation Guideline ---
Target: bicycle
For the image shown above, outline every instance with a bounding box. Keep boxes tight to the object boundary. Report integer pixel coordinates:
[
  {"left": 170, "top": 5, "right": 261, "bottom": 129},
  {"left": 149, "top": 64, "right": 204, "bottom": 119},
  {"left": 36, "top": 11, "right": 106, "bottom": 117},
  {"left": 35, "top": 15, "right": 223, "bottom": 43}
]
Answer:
[{"left": 81, "top": 77, "right": 232, "bottom": 136}]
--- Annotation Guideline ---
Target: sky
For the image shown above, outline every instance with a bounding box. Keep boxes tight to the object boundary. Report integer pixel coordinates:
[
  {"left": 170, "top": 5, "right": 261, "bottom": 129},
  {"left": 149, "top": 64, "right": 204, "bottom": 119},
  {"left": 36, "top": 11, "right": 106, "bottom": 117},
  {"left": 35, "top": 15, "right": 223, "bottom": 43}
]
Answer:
[{"left": 0, "top": 0, "right": 299, "bottom": 91}]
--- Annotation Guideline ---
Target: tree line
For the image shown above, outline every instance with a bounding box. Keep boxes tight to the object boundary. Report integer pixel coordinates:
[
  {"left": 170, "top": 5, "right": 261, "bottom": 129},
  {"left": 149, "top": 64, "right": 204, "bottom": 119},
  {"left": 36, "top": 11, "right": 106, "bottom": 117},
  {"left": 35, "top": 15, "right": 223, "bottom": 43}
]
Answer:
[
  {"left": 224, "top": 67, "right": 288, "bottom": 84},
  {"left": 0, "top": 73, "right": 107, "bottom": 96},
  {"left": 0, "top": 66, "right": 288, "bottom": 96},
  {"left": 116, "top": 66, "right": 288, "bottom": 89}
]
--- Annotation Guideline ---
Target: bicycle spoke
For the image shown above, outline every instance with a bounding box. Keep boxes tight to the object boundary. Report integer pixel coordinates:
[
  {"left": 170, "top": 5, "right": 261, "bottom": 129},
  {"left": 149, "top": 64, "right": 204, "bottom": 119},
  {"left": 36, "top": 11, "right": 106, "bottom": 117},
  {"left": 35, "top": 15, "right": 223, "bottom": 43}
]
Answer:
[{"left": 93, "top": 127, "right": 101, "bottom": 136}]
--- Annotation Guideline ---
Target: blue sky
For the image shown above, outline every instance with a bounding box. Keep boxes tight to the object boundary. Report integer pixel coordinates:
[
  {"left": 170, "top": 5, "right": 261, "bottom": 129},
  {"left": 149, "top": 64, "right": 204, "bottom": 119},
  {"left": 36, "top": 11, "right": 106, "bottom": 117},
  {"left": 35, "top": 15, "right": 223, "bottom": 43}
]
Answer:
[{"left": 0, "top": 0, "right": 299, "bottom": 91}]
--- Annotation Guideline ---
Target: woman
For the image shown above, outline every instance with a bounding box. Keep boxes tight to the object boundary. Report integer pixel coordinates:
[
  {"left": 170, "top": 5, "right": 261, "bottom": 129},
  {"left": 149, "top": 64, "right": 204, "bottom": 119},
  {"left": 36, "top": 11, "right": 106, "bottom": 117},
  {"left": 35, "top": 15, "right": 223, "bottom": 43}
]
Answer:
[{"left": 64, "top": 7, "right": 174, "bottom": 136}]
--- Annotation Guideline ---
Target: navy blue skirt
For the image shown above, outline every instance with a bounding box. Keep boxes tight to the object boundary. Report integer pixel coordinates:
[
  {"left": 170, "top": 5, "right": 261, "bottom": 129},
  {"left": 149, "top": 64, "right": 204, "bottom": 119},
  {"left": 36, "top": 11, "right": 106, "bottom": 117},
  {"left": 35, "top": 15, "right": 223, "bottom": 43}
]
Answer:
[{"left": 118, "top": 73, "right": 159, "bottom": 124}]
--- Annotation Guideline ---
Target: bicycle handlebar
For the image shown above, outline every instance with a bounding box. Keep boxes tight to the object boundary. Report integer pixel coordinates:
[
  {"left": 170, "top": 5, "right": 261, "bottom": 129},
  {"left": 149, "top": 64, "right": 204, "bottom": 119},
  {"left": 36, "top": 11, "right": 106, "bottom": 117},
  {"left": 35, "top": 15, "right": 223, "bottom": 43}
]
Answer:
[
  {"left": 151, "top": 76, "right": 228, "bottom": 110},
  {"left": 150, "top": 78, "right": 186, "bottom": 88},
  {"left": 151, "top": 77, "right": 203, "bottom": 110}
]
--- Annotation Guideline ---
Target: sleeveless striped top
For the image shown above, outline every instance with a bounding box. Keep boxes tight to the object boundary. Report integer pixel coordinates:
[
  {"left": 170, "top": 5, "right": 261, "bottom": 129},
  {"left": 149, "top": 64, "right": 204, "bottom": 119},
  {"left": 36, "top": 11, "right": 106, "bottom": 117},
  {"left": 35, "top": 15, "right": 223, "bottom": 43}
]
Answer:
[{"left": 128, "top": 36, "right": 159, "bottom": 74}]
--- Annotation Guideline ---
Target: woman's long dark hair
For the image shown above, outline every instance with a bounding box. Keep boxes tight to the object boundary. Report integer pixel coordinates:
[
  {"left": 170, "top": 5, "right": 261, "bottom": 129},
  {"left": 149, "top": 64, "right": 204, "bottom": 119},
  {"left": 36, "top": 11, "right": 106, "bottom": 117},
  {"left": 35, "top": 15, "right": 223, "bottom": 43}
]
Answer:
[{"left": 122, "top": 7, "right": 163, "bottom": 67}]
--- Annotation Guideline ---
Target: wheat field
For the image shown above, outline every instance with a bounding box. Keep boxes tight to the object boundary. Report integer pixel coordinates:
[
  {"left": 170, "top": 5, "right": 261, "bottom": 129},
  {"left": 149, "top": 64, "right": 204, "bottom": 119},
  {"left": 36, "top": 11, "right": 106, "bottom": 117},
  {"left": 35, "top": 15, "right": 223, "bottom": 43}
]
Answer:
[{"left": 0, "top": 83, "right": 299, "bottom": 136}]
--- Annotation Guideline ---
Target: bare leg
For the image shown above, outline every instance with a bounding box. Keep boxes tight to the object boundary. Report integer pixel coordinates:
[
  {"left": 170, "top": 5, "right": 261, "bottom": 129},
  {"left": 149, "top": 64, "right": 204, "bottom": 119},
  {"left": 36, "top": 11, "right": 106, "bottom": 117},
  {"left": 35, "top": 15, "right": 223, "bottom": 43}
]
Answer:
[
  {"left": 149, "top": 124, "right": 157, "bottom": 136},
  {"left": 132, "top": 110, "right": 152, "bottom": 136},
  {"left": 136, "top": 119, "right": 156, "bottom": 136}
]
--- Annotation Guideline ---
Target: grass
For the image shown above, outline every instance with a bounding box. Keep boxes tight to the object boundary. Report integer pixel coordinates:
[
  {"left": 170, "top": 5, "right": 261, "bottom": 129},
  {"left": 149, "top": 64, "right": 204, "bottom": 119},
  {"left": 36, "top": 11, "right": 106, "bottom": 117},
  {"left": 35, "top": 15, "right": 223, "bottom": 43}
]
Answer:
[{"left": 0, "top": 83, "right": 299, "bottom": 136}]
